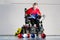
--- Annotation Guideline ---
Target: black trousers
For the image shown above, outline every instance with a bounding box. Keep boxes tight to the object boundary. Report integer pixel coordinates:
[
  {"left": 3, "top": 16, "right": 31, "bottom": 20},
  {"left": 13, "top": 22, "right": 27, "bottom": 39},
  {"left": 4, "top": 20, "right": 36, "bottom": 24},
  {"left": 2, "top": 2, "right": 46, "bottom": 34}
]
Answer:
[
  {"left": 25, "top": 15, "right": 41, "bottom": 27},
  {"left": 29, "top": 18, "right": 39, "bottom": 27}
]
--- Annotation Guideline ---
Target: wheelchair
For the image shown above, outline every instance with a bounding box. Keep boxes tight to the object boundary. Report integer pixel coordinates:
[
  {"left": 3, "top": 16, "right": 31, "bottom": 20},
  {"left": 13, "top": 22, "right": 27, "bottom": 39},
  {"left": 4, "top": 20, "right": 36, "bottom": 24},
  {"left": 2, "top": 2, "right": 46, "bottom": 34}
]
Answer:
[{"left": 21, "top": 8, "right": 45, "bottom": 36}]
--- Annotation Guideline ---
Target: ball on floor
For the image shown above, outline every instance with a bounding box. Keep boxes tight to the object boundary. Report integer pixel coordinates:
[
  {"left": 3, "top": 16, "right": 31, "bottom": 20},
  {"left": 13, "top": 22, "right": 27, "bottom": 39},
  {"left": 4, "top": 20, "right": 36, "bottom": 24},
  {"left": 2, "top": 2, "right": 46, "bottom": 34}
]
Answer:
[
  {"left": 17, "top": 34, "right": 22, "bottom": 38},
  {"left": 41, "top": 33, "right": 46, "bottom": 39},
  {"left": 22, "top": 34, "right": 27, "bottom": 38},
  {"left": 27, "top": 33, "right": 30, "bottom": 38},
  {"left": 31, "top": 34, "right": 35, "bottom": 38}
]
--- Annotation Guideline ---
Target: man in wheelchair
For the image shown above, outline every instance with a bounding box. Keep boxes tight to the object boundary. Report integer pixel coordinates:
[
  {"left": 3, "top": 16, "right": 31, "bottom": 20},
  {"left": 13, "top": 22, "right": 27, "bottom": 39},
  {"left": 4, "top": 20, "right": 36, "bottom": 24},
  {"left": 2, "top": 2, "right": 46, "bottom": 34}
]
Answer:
[
  {"left": 25, "top": 3, "right": 41, "bottom": 33},
  {"left": 25, "top": 2, "right": 41, "bottom": 28}
]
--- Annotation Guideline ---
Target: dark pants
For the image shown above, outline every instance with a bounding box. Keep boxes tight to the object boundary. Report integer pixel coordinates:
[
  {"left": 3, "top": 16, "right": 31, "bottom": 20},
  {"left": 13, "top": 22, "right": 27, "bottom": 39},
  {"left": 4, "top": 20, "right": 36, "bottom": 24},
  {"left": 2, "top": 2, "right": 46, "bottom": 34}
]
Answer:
[
  {"left": 25, "top": 14, "right": 42, "bottom": 28},
  {"left": 25, "top": 15, "right": 40, "bottom": 27},
  {"left": 29, "top": 18, "right": 39, "bottom": 27}
]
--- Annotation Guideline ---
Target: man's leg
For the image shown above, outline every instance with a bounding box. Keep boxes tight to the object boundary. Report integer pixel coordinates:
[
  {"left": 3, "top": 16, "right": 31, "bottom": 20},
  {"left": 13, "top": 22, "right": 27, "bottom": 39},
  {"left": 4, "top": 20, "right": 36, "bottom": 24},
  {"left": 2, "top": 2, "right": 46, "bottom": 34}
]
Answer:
[
  {"left": 30, "top": 18, "right": 35, "bottom": 26},
  {"left": 35, "top": 19, "right": 40, "bottom": 31}
]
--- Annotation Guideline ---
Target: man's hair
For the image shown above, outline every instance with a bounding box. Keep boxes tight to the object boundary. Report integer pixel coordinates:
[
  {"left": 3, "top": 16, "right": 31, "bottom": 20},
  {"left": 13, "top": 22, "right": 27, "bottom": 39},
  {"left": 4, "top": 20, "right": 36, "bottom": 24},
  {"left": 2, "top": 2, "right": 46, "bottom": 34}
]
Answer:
[{"left": 33, "top": 2, "right": 38, "bottom": 5}]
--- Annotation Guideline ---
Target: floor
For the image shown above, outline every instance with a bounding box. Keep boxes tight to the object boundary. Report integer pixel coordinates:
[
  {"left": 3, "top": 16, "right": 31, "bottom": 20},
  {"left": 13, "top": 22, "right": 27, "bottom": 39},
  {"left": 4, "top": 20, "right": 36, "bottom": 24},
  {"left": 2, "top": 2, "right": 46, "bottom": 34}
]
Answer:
[{"left": 0, "top": 35, "right": 60, "bottom": 40}]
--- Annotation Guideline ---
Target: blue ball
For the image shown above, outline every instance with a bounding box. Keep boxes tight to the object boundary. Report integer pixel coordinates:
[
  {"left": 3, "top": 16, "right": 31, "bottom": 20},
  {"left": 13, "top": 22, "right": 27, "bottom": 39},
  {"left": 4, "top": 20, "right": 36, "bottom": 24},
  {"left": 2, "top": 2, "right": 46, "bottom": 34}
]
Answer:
[{"left": 31, "top": 34, "right": 35, "bottom": 38}]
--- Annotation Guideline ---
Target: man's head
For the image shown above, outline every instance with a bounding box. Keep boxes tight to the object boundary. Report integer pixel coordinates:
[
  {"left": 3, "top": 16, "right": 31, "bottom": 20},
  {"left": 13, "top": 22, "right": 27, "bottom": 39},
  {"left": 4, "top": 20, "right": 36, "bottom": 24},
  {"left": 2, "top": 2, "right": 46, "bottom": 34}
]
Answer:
[{"left": 33, "top": 2, "right": 38, "bottom": 9}]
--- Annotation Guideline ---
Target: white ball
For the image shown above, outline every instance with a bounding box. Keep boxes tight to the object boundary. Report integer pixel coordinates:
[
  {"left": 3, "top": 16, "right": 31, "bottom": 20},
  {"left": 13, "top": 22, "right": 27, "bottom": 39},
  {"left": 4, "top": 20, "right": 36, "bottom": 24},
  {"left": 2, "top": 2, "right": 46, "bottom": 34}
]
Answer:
[{"left": 23, "top": 34, "right": 27, "bottom": 38}]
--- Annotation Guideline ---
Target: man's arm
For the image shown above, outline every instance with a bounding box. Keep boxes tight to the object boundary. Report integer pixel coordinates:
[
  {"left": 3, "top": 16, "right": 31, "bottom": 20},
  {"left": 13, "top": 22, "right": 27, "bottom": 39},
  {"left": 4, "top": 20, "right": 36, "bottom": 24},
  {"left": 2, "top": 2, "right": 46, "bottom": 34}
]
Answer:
[
  {"left": 25, "top": 8, "right": 32, "bottom": 18},
  {"left": 25, "top": 7, "right": 32, "bottom": 15},
  {"left": 37, "top": 9, "right": 41, "bottom": 16},
  {"left": 37, "top": 9, "right": 42, "bottom": 19}
]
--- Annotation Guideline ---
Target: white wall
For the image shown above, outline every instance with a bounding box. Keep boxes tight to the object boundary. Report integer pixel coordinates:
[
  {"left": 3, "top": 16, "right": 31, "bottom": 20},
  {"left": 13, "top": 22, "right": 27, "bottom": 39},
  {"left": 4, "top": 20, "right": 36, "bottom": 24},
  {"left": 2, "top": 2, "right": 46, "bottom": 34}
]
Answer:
[
  {"left": 0, "top": 0, "right": 60, "bottom": 4},
  {"left": 0, "top": 0, "right": 60, "bottom": 35}
]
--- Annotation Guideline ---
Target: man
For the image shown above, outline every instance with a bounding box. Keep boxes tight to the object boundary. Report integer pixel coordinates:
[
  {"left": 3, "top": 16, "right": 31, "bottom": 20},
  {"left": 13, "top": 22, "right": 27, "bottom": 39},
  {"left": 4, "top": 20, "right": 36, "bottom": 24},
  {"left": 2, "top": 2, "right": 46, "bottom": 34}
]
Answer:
[
  {"left": 25, "top": 2, "right": 42, "bottom": 28},
  {"left": 25, "top": 2, "right": 41, "bottom": 16}
]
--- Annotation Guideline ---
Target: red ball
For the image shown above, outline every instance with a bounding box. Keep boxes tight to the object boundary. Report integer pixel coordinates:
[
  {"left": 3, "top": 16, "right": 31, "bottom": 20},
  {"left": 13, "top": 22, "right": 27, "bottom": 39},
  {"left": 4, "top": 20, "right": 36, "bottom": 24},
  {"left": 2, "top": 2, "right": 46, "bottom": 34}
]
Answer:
[
  {"left": 18, "top": 34, "right": 22, "bottom": 38},
  {"left": 41, "top": 33, "right": 46, "bottom": 39},
  {"left": 27, "top": 34, "right": 30, "bottom": 38}
]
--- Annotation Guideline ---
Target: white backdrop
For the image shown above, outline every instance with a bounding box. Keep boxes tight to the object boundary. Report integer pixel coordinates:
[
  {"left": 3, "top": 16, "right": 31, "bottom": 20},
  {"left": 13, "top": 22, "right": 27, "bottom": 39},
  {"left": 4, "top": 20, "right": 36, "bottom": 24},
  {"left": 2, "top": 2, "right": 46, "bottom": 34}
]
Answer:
[
  {"left": 0, "top": 0, "right": 60, "bottom": 4},
  {"left": 0, "top": 0, "right": 60, "bottom": 35}
]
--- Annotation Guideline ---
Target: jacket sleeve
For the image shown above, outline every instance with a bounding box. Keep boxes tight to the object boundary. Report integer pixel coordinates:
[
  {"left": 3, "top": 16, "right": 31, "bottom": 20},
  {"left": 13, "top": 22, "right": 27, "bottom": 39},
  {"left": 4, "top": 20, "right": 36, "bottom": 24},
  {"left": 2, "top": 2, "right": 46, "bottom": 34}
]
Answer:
[
  {"left": 37, "top": 9, "right": 41, "bottom": 16},
  {"left": 25, "top": 8, "right": 32, "bottom": 15}
]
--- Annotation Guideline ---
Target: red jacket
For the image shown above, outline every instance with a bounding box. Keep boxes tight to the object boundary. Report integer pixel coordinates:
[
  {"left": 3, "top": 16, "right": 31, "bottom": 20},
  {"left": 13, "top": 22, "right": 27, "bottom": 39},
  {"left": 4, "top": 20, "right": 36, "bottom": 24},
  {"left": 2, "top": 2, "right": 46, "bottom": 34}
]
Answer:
[{"left": 26, "top": 7, "right": 41, "bottom": 16}]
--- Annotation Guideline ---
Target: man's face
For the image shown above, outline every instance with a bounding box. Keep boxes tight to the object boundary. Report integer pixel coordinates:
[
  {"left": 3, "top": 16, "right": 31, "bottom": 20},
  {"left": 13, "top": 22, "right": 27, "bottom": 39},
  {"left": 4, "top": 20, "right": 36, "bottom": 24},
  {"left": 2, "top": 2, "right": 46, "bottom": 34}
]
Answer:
[{"left": 33, "top": 5, "right": 38, "bottom": 9}]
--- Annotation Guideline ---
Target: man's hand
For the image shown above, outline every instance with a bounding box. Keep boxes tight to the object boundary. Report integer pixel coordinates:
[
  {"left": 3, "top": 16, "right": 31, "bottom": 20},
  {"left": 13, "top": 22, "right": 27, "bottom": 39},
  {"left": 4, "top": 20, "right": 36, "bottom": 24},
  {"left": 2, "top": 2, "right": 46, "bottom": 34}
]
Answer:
[{"left": 38, "top": 15, "right": 41, "bottom": 19}]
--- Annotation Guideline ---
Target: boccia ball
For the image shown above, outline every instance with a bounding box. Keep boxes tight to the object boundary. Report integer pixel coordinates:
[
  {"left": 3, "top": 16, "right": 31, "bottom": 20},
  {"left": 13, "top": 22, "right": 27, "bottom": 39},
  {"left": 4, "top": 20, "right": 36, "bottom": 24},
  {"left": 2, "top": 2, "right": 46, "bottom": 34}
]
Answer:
[
  {"left": 41, "top": 33, "right": 46, "bottom": 39},
  {"left": 18, "top": 34, "right": 22, "bottom": 38},
  {"left": 31, "top": 34, "right": 35, "bottom": 38},
  {"left": 27, "top": 34, "right": 30, "bottom": 38},
  {"left": 22, "top": 34, "right": 27, "bottom": 38}
]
